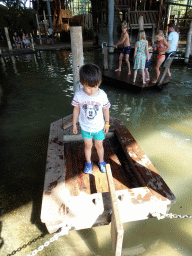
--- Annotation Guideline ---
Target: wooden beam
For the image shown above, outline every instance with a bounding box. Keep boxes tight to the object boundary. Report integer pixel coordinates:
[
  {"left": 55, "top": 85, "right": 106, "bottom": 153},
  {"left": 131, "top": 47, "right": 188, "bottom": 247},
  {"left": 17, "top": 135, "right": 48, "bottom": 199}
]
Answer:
[{"left": 106, "top": 164, "right": 124, "bottom": 256}]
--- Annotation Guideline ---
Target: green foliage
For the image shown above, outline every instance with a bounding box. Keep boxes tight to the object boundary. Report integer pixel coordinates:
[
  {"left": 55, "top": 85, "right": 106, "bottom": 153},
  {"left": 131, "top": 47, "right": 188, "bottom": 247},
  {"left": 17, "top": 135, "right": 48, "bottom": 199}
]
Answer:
[{"left": 0, "top": 2, "right": 35, "bottom": 40}]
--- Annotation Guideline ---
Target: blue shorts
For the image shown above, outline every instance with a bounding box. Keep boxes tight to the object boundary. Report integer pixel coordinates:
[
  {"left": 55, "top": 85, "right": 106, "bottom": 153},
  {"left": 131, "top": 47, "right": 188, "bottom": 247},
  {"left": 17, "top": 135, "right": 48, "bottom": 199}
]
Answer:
[
  {"left": 145, "top": 59, "right": 151, "bottom": 68},
  {"left": 121, "top": 46, "right": 131, "bottom": 55},
  {"left": 81, "top": 129, "right": 105, "bottom": 140}
]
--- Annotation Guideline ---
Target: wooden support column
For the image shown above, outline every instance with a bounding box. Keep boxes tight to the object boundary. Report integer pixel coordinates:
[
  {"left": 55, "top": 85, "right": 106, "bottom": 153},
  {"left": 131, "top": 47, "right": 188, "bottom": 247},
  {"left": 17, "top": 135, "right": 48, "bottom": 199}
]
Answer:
[
  {"left": 108, "top": 0, "right": 114, "bottom": 53},
  {"left": 70, "top": 26, "right": 84, "bottom": 93},
  {"left": 106, "top": 164, "right": 124, "bottom": 256},
  {"left": 157, "top": 0, "right": 163, "bottom": 30},
  {"left": 4, "top": 27, "right": 12, "bottom": 50},
  {"left": 30, "top": 33, "right": 35, "bottom": 51},
  {"left": 184, "top": 21, "right": 192, "bottom": 64},
  {"left": 152, "top": 24, "right": 155, "bottom": 45},
  {"left": 167, "top": 5, "right": 171, "bottom": 33},
  {"left": 43, "top": 10, "right": 48, "bottom": 41},
  {"left": 176, "top": 11, "right": 180, "bottom": 31},
  {"left": 36, "top": 14, "right": 42, "bottom": 45},
  {"left": 138, "top": 16, "right": 144, "bottom": 31}
]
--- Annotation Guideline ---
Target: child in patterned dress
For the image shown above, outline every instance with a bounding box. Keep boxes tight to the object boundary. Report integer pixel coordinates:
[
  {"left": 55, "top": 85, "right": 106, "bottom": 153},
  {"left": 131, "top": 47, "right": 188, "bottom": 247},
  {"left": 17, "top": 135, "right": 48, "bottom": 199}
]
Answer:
[{"left": 133, "top": 30, "right": 149, "bottom": 84}]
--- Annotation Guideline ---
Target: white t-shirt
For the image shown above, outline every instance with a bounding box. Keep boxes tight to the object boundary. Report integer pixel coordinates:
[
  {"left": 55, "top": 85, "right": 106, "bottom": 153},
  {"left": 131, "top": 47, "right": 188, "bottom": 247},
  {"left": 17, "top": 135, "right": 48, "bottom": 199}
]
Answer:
[
  {"left": 166, "top": 31, "right": 179, "bottom": 53},
  {"left": 71, "top": 88, "right": 111, "bottom": 133}
]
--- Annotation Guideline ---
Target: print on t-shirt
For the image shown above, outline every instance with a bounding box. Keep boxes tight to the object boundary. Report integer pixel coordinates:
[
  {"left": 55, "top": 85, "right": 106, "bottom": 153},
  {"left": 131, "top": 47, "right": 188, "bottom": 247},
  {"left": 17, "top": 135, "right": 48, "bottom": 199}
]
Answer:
[{"left": 82, "top": 102, "right": 100, "bottom": 120}]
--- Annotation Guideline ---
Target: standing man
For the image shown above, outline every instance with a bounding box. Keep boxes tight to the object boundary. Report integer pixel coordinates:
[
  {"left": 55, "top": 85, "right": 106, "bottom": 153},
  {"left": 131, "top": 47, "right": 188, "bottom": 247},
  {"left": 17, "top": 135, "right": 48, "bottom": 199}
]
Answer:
[{"left": 164, "top": 23, "right": 179, "bottom": 77}]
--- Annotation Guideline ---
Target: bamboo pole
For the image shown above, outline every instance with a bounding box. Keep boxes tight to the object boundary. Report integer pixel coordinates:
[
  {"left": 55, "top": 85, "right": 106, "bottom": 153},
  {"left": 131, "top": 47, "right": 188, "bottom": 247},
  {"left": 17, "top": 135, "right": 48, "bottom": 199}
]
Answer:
[
  {"left": 4, "top": 27, "right": 12, "bottom": 50},
  {"left": 70, "top": 26, "right": 84, "bottom": 93},
  {"left": 184, "top": 21, "right": 192, "bottom": 64}
]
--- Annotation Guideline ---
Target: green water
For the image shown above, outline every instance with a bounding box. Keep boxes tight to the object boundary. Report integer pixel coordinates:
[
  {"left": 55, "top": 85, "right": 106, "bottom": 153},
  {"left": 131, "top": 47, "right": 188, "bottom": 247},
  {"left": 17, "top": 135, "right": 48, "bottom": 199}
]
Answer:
[{"left": 0, "top": 50, "right": 192, "bottom": 255}]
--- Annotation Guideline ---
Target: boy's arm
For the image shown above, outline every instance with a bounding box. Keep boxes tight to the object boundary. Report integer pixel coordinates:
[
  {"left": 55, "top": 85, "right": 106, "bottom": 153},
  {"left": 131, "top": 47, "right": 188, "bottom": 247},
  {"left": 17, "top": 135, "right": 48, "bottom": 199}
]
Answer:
[
  {"left": 73, "top": 106, "right": 80, "bottom": 134},
  {"left": 103, "top": 108, "right": 110, "bottom": 133}
]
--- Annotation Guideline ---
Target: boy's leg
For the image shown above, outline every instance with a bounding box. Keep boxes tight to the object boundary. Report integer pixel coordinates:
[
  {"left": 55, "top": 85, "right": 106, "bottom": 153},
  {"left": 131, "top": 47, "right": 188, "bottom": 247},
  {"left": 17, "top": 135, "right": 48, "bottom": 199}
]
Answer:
[
  {"left": 94, "top": 140, "right": 104, "bottom": 163},
  {"left": 115, "top": 53, "right": 123, "bottom": 71},
  {"left": 84, "top": 139, "right": 93, "bottom": 163},
  {"left": 125, "top": 54, "right": 131, "bottom": 75}
]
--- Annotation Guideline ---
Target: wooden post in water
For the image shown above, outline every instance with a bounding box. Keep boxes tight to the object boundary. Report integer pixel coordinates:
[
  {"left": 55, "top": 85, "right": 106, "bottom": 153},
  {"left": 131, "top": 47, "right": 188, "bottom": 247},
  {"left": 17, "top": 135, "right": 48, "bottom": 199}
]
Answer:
[
  {"left": 30, "top": 33, "right": 35, "bottom": 51},
  {"left": 4, "top": 27, "right": 12, "bottom": 50},
  {"left": 108, "top": 0, "right": 114, "bottom": 53},
  {"left": 36, "top": 14, "right": 42, "bottom": 45},
  {"left": 103, "top": 46, "right": 108, "bottom": 70},
  {"left": 70, "top": 26, "right": 84, "bottom": 93},
  {"left": 184, "top": 21, "right": 192, "bottom": 64}
]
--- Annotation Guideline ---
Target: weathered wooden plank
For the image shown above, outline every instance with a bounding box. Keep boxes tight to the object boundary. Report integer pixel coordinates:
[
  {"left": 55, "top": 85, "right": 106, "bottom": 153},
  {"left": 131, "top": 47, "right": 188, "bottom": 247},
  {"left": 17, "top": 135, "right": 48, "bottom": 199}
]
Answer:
[{"left": 106, "top": 164, "right": 124, "bottom": 256}]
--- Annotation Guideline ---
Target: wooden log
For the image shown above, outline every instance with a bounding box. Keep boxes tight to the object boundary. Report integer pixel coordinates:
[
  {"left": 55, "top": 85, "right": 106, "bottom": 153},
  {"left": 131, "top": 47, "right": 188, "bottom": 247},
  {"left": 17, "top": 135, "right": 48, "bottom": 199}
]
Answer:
[
  {"left": 184, "top": 21, "right": 192, "bottom": 64},
  {"left": 4, "top": 27, "right": 12, "bottom": 50},
  {"left": 156, "top": 57, "right": 173, "bottom": 86},
  {"left": 106, "top": 164, "right": 124, "bottom": 256},
  {"left": 70, "top": 26, "right": 84, "bottom": 93}
]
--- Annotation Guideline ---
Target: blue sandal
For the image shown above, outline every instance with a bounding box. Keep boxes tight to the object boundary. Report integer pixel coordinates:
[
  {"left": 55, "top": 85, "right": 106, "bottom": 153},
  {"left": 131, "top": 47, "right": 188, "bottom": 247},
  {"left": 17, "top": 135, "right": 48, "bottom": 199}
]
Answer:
[
  {"left": 98, "top": 161, "right": 106, "bottom": 173},
  {"left": 84, "top": 162, "right": 93, "bottom": 174}
]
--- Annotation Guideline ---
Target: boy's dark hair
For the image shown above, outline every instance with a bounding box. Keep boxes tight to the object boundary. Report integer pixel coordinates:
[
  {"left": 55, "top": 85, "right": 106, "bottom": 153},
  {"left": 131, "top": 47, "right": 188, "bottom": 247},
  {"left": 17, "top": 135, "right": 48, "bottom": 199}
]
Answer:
[
  {"left": 168, "top": 23, "right": 176, "bottom": 30},
  {"left": 79, "top": 63, "right": 102, "bottom": 87}
]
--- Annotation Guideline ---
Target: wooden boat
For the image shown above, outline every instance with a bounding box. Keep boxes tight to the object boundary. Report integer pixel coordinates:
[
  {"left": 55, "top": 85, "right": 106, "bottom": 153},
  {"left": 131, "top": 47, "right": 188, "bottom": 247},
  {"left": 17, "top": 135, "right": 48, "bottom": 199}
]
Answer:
[{"left": 41, "top": 114, "right": 176, "bottom": 255}]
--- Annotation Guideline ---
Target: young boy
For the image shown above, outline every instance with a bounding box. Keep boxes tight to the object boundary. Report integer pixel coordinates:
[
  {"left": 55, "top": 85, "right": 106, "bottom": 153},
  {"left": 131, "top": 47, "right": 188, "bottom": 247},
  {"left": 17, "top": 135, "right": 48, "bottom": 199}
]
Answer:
[
  {"left": 113, "top": 21, "right": 131, "bottom": 75},
  {"left": 72, "top": 64, "right": 111, "bottom": 174}
]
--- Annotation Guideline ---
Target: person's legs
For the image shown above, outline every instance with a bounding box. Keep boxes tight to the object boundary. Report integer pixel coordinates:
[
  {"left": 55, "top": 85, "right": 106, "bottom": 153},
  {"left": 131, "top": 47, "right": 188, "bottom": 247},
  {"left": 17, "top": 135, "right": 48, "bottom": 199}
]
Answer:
[
  {"left": 153, "top": 56, "right": 165, "bottom": 83},
  {"left": 115, "top": 53, "right": 124, "bottom": 71},
  {"left": 133, "top": 69, "right": 138, "bottom": 83},
  {"left": 125, "top": 54, "right": 131, "bottom": 75},
  {"left": 141, "top": 69, "right": 146, "bottom": 84},
  {"left": 84, "top": 139, "right": 93, "bottom": 163},
  {"left": 94, "top": 140, "right": 104, "bottom": 163},
  {"left": 145, "top": 68, "right": 150, "bottom": 81}
]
